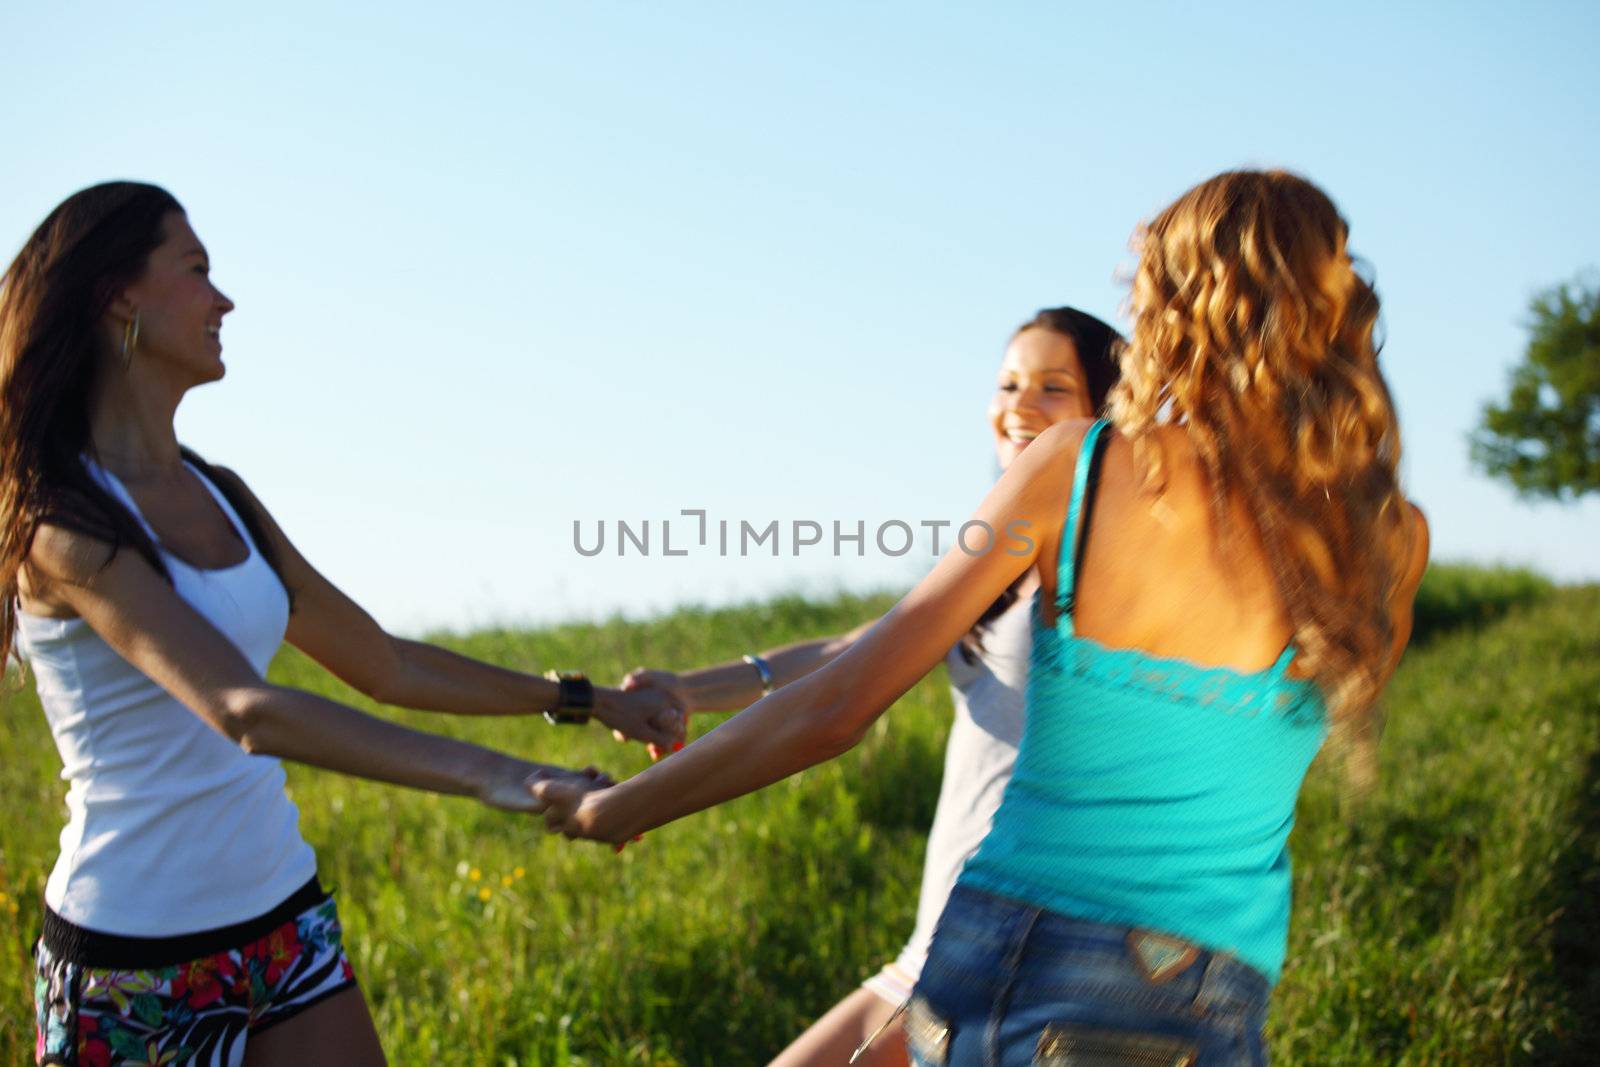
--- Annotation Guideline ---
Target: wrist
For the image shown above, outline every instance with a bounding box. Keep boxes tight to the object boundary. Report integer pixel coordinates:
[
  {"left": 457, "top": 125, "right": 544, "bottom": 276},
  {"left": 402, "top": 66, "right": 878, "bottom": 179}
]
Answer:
[
  {"left": 582, "top": 783, "right": 635, "bottom": 843},
  {"left": 590, "top": 687, "right": 621, "bottom": 728},
  {"left": 742, "top": 653, "right": 775, "bottom": 696},
  {"left": 542, "top": 670, "right": 594, "bottom": 725},
  {"left": 675, "top": 673, "right": 715, "bottom": 715},
  {"left": 474, "top": 751, "right": 538, "bottom": 811}
]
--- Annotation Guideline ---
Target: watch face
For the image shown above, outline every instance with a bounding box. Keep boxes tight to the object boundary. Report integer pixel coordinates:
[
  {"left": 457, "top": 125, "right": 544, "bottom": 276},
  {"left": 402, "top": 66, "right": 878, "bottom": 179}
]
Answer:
[
  {"left": 545, "top": 671, "right": 594, "bottom": 713},
  {"left": 561, "top": 676, "right": 596, "bottom": 709}
]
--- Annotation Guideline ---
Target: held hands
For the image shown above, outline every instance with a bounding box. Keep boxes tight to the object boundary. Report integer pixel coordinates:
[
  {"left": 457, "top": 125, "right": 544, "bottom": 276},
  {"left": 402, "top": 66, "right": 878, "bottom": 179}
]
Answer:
[
  {"left": 531, "top": 773, "right": 621, "bottom": 844},
  {"left": 594, "top": 683, "right": 686, "bottom": 754},
  {"left": 620, "top": 667, "right": 689, "bottom": 708},
  {"left": 529, "top": 668, "right": 691, "bottom": 849},
  {"left": 507, "top": 669, "right": 691, "bottom": 847},
  {"left": 478, "top": 759, "right": 612, "bottom": 814},
  {"left": 616, "top": 668, "right": 690, "bottom": 760}
]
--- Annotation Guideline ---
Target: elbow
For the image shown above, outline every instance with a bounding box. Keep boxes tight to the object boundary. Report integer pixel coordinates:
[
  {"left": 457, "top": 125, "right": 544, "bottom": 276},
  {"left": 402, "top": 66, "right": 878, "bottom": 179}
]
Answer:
[
  {"left": 360, "top": 635, "right": 409, "bottom": 705},
  {"left": 362, "top": 673, "right": 397, "bottom": 707},
  {"left": 807, "top": 697, "right": 872, "bottom": 762},
  {"left": 219, "top": 686, "right": 277, "bottom": 754},
  {"left": 793, "top": 655, "right": 884, "bottom": 762}
]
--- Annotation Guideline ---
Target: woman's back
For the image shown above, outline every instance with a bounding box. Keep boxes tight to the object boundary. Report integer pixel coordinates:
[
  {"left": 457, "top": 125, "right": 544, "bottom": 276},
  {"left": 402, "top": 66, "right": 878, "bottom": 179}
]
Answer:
[
  {"left": 958, "top": 418, "right": 1330, "bottom": 984},
  {"left": 1052, "top": 424, "right": 1297, "bottom": 677}
]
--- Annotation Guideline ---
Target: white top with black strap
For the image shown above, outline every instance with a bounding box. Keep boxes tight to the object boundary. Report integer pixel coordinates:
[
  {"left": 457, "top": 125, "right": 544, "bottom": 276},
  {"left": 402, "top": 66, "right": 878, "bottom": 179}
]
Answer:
[{"left": 17, "top": 457, "right": 316, "bottom": 937}]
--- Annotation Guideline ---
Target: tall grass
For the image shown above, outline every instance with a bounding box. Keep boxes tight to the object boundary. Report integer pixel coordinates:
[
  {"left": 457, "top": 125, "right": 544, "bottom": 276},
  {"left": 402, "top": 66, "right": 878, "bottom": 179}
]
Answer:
[
  {"left": 2, "top": 573, "right": 1594, "bottom": 1064},
  {"left": 1410, "top": 562, "right": 1556, "bottom": 644}
]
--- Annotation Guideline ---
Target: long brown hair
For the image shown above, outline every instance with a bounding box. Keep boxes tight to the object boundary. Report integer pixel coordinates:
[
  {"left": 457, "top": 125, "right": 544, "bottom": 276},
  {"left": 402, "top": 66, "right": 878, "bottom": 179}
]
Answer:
[
  {"left": 1110, "top": 170, "right": 1413, "bottom": 737},
  {"left": 1, "top": 182, "right": 288, "bottom": 676},
  {"left": 960, "top": 306, "right": 1124, "bottom": 662}
]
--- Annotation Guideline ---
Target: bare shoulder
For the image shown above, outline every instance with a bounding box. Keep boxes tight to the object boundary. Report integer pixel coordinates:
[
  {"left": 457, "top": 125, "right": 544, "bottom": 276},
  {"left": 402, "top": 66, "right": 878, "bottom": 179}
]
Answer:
[
  {"left": 1030, "top": 417, "right": 1101, "bottom": 468},
  {"left": 1006, "top": 418, "right": 1102, "bottom": 509},
  {"left": 26, "top": 522, "right": 117, "bottom": 588},
  {"left": 1011, "top": 418, "right": 1103, "bottom": 593},
  {"left": 1402, "top": 500, "right": 1431, "bottom": 590},
  {"left": 205, "top": 463, "right": 265, "bottom": 511},
  {"left": 203, "top": 463, "right": 289, "bottom": 542}
]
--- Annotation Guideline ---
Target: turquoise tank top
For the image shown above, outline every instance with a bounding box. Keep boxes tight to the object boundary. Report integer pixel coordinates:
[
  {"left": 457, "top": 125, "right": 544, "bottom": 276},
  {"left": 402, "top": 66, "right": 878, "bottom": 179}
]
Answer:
[{"left": 957, "top": 418, "right": 1328, "bottom": 983}]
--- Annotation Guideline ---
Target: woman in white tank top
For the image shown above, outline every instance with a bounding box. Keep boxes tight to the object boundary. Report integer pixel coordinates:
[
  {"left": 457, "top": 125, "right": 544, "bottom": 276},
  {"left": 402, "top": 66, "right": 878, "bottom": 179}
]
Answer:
[
  {"left": 0, "top": 182, "right": 685, "bottom": 1067},
  {"left": 617, "top": 308, "right": 1123, "bottom": 1067}
]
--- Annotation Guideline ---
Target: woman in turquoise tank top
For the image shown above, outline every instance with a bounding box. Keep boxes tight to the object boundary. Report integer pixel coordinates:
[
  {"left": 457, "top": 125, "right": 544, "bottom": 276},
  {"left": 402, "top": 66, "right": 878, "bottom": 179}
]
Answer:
[
  {"left": 620, "top": 306, "right": 1123, "bottom": 1067},
  {"left": 539, "top": 169, "right": 1431, "bottom": 1065}
]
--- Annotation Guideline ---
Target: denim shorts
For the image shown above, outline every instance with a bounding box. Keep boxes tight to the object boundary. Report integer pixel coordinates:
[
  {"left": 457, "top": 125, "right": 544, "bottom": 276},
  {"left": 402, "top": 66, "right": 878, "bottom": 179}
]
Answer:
[{"left": 907, "top": 884, "right": 1270, "bottom": 1067}]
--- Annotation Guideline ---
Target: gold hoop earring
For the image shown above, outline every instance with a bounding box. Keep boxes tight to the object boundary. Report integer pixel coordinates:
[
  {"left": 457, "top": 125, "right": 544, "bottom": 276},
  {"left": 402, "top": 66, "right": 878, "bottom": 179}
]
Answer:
[{"left": 121, "top": 309, "right": 141, "bottom": 370}]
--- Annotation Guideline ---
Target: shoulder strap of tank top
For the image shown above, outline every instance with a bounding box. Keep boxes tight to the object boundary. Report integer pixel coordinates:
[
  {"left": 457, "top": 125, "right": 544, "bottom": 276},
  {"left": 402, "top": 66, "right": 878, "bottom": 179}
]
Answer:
[
  {"left": 1266, "top": 641, "right": 1298, "bottom": 684},
  {"left": 1055, "top": 418, "right": 1113, "bottom": 633},
  {"left": 181, "top": 459, "right": 256, "bottom": 559},
  {"left": 81, "top": 456, "right": 162, "bottom": 544}
]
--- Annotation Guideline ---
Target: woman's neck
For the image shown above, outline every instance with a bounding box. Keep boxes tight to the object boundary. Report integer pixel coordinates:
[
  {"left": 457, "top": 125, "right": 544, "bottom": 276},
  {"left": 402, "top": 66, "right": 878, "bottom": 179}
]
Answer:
[{"left": 86, "top": 366, "right": 187, "bottom": 478}]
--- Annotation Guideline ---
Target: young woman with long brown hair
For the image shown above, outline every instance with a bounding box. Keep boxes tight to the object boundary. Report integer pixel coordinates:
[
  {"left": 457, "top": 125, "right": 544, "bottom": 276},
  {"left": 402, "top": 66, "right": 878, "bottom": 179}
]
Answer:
[
  {"left": 538, "top": 169, "right": 1430, "bottom": 1065},
  {"left": 620, "top": 306, "right": 1123, "bottom": 1067},
  {"left": 1, "top": 182, "right": 684, "bottom": 1067}
]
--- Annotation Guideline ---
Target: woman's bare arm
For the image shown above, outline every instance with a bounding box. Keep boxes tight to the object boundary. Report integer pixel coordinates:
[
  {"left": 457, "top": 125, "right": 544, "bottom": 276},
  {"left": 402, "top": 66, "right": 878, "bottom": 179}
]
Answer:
[
  {"left": 26, "top": 523, "right": 601, "bottom": 811},
  {"left": 621, "top": 618, "right": 878, "bottom": 715},
  {"left": 207, "top": 467, "right": 682, "bottom": 749},
  {"left": 536, "top": 420, "right": 1089, "bottom": 842}
]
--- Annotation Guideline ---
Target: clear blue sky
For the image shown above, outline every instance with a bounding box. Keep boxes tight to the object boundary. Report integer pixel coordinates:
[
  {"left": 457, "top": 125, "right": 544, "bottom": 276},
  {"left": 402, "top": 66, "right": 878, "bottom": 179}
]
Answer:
[{"left": 4, "top": 1, "right": 1596, "bottom": 634}]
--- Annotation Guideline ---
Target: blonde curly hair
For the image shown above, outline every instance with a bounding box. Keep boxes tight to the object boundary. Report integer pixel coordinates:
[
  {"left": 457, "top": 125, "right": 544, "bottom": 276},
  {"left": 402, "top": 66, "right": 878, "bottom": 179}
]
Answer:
[{"left": 1109, "top": 169, "right": 1413, "bottom": 744}]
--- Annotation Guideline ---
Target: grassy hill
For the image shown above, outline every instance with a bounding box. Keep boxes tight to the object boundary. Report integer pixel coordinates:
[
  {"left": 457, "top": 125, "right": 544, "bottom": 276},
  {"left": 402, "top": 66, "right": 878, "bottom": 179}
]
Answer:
[{"left": 1, "top": 567, "right": 1595, "bottom": 1064}]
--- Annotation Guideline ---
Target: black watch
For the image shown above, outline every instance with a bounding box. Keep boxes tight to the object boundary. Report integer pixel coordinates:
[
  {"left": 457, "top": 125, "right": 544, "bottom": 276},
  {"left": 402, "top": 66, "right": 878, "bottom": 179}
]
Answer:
[{"left": 543, "top": 670, "right": 595, "bottom": 725}]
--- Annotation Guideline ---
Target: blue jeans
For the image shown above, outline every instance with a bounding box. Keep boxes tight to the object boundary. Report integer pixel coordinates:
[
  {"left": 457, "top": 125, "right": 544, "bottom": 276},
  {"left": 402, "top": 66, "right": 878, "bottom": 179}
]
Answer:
[{"left": 907, "top": 884, "right": 1270, "bottom": 1066}]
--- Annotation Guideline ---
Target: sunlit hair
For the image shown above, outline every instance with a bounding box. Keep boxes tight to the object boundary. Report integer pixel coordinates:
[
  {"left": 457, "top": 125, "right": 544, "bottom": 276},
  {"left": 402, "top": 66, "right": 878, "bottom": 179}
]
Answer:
[{"left": 1109, "top": 169, "right": 1413, "bottom": 752}]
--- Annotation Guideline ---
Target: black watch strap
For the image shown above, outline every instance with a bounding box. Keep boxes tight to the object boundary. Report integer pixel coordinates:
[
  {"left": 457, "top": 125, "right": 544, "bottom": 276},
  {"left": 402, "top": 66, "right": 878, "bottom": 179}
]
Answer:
[{"left": 543, "top": 671, "right": 594, "bottom": 725}]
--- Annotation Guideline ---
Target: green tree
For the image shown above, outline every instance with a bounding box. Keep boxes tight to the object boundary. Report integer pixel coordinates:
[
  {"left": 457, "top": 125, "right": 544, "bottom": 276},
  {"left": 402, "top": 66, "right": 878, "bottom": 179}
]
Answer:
[{"left": 1471, "top": 275, "right": 1600, "bottom": 499}]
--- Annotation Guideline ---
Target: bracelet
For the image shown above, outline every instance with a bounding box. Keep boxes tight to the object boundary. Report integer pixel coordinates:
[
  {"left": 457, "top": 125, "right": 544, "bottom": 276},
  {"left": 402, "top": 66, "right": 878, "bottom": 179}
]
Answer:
[
  {"left": 742, "top": 653, "right": 775, "bottom": 695},
  {"left": 542, "top": 670, "right": 595, "bottom": 725}
]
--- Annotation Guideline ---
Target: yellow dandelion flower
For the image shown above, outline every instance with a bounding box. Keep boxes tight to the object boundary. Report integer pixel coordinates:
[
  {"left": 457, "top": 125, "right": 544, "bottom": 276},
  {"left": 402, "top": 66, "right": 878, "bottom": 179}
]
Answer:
[
  {"left": 468, "top": 867, "right": 482, "bottom": 882},
  {"left": 477, "top": 887, "right": 492, "bottom": 902},
  {"left": 500, "top": 875, "right": 514, "bottom": 888},
  {"left": 513, "top": 867, "right": 526, "bottom": 880}
]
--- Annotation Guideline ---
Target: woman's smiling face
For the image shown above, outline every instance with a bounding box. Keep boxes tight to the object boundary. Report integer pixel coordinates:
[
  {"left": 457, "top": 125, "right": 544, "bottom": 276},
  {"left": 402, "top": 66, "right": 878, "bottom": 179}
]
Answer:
[
  {"left": 118, "top": 212, "right": 235, "bottom": 384},
  {"left": 988, "top": 326, "right": 1094, "bottom": 470}
]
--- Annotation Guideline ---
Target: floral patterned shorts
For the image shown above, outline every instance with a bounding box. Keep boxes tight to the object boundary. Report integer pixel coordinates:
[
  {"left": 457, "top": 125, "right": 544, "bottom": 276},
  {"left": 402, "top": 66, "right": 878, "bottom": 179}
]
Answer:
[{"left": 33, "top": 879, "right": 358, "bottom": 1067}]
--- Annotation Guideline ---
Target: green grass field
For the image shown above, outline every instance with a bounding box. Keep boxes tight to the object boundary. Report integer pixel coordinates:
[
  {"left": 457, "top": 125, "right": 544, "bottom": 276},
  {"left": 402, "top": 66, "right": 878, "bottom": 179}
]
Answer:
[{"left": 2, "top": 567, "right": 1596, "bottom": 1064}]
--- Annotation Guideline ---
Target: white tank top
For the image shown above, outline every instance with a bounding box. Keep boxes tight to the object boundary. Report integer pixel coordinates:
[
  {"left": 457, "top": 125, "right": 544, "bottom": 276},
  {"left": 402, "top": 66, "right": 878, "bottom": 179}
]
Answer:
[
  {"left": 17, "top": 457, "right": 317, "bottom": 936},
  {"left": 892, "top": 587, "right": 1031, "bottom": 976}
]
